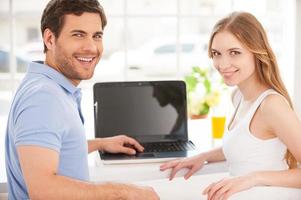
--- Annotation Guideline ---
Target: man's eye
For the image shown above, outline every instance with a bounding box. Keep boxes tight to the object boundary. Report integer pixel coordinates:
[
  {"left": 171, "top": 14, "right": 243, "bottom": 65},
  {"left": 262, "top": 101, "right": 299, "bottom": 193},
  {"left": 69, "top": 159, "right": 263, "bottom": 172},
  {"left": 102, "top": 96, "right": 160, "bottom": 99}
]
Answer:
[
  {"left": 94, "top": 34, "right": 103, "bottom": 40},
  {"left": 73, "top": 33, "right": 83, "bottom": 37}
]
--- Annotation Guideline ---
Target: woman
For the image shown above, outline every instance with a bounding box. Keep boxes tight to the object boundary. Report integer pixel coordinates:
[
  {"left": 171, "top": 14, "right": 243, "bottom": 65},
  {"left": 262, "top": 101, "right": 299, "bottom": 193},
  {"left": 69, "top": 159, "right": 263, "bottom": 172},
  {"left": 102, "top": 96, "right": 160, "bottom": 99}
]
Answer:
[{"left": 160, "top": 12, "right": 301, "bottom": 199}]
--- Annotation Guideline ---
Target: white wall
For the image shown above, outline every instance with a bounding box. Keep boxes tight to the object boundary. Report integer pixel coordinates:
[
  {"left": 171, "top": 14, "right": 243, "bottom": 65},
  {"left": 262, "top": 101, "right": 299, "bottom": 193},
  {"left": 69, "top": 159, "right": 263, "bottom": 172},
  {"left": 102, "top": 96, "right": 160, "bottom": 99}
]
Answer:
[{"left": 294, "top": 0, "right": 301, "bottom": 116}]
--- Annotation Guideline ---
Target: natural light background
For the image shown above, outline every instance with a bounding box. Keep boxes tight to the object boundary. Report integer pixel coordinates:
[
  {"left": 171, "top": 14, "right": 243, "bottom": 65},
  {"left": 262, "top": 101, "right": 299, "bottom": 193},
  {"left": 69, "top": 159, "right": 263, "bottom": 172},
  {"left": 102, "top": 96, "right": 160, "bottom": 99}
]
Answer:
[{"left": 0, "top": 0, "right": 296, "bottom": 183}]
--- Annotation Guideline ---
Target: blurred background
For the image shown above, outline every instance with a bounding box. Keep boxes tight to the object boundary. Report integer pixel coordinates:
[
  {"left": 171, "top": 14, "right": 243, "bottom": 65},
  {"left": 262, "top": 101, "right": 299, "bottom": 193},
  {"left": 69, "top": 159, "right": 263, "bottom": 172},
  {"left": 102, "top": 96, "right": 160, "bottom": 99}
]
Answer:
[{"left": 1, "top": 0, "right": 300, "bottom": 185}]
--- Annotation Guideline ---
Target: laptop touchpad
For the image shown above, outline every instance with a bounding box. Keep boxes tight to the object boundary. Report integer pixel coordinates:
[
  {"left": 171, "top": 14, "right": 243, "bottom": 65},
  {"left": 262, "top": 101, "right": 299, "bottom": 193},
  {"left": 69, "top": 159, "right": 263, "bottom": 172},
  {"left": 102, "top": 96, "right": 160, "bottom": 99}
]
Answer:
[{"left": 136, "top": 153, "right": 155, "bottom": 158}]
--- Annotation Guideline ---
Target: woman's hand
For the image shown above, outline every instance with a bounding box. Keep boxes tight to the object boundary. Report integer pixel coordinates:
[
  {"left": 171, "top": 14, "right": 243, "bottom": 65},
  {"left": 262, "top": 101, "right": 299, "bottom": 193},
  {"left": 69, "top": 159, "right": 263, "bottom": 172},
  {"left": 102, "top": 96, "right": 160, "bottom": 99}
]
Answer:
[
  {"left": 160, "top": 154, "right": 207, "bottom": 180},
  {"left": 202, "top": 173, "right": 258, "bottom": 200}
]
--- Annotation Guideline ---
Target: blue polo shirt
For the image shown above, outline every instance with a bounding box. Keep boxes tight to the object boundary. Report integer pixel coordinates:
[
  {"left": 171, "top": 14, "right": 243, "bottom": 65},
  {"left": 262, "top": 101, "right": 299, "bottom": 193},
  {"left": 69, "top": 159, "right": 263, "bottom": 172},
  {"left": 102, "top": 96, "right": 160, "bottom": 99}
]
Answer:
[{"left": 5, "top": 61, "right": 89, "bottom": 200}]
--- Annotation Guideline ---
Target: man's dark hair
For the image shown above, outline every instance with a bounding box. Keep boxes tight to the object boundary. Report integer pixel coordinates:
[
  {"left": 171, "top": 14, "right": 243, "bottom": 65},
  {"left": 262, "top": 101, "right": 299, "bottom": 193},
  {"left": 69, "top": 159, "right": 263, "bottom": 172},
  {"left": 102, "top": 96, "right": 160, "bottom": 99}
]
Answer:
[{"left": 41, "top": 0, "right": 107, "bottom": 53}]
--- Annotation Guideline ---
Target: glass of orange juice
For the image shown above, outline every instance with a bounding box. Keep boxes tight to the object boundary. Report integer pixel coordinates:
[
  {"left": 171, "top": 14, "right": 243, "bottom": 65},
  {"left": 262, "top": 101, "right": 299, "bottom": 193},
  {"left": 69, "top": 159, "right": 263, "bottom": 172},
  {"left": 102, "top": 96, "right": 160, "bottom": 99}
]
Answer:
[{"left": 211, "top": 116, "right": 226, "bottom": 139}]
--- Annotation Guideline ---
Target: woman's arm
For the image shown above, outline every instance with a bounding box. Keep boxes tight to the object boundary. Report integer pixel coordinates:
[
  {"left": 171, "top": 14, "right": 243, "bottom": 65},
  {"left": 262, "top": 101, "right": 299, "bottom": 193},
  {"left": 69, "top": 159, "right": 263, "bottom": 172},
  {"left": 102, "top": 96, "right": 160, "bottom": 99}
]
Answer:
[
  {"left": 203, "top": 94, "right": 301, "bottom": 200},
  {"left": 254, "top": 94, "right": 301, "bottom": 187},
  {"left": 160, "top": 147, "right": 225, "bottom": 180},
  {"left": 262, "top": 95, "right": 301, "bottom": 161},
  {"left": 202, "top": 146, "right": 226, "bottom": 163},
  {"left": 253, "top": 169, "right": 301, "bottom": 188}
]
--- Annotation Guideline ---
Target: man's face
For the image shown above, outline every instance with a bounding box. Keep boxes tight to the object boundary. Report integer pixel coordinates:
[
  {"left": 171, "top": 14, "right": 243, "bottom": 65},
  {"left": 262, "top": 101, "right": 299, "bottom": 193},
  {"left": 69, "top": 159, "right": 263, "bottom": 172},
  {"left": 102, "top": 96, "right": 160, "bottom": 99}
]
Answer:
[{"left": 48, "top": 12, "right": 103, "bottom": 85}]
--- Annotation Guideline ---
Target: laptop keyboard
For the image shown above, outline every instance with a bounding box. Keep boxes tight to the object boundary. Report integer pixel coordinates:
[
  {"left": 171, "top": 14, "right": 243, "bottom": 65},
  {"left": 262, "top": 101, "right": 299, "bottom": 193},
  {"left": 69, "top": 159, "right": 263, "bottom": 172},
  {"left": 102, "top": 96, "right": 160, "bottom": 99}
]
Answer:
[{"left": 141, "top": 141, "right": 195, "bottom": 153}]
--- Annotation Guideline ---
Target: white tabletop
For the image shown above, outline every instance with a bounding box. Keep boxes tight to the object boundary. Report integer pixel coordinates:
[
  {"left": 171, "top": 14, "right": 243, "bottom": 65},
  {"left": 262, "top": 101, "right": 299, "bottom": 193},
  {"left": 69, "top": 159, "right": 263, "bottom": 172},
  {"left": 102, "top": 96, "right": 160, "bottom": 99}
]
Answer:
[
  {"left": 90, "top": 158, "right": 301, "bottom": 200},
  {"left": 90, "top": 157, "right": 228, "bottom": 183},
  {"left": 135, "top": 173, "right": 301, "bottom": 200},
  {"left": 89, "top": 117, "right": 301, "bottom": 200}
]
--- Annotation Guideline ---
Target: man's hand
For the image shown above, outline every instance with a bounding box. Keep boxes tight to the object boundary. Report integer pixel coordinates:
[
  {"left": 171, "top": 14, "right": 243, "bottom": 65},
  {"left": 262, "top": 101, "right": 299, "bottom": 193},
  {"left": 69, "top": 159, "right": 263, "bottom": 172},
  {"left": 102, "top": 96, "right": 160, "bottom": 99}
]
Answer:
[
  {"left": 126, "top": 184, "right": 160, "bottom": 200},
  {"left": 99, "top": 135, "right": 144, "bottom": 155}
]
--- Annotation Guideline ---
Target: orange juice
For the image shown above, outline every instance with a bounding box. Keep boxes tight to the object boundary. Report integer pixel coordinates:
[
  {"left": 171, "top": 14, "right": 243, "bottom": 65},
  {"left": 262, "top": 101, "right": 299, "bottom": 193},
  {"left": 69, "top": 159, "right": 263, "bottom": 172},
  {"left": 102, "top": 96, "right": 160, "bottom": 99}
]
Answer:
[{"left": 211, "top": 116, "right": 226, "bottom": 139}]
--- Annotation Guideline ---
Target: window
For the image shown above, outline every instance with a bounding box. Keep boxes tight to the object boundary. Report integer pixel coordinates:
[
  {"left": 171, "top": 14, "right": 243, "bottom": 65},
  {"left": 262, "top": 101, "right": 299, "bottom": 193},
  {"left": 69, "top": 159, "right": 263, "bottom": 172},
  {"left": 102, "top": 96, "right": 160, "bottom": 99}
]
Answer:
[
  {"left": 154, "top": 45, "right": 177, "bottom": 54},
  {"left": 0, "top": 0, "right": 11, "bottom": 184},
  {"left": 27, "top": 27, "right": 39, "bottom": 42}
]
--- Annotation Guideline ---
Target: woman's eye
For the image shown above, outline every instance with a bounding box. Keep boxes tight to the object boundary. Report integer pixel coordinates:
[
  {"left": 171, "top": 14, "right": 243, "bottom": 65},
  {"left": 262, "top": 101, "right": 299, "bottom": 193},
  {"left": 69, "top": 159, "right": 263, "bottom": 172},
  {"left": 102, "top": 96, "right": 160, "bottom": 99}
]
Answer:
[
  {"left": 230, "top": 51, "right": 241, "bottom": 56},
  {"left": 212, "top": 51, "right": 220, "bottom": 57}
]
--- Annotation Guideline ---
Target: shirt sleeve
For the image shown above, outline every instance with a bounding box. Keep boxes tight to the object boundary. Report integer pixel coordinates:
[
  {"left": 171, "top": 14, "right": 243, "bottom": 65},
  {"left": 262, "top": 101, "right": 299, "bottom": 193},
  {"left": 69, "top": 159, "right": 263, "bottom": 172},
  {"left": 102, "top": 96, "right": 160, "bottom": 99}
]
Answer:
[{"left": 13, "top": 88, "right": 68, "bottom": 153}]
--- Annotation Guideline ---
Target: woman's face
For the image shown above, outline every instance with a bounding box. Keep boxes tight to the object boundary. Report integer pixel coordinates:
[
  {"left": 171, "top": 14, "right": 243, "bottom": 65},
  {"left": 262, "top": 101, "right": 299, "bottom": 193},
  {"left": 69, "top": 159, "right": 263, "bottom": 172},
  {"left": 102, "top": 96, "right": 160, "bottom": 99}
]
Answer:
[{"left": 211, "top": 31, "right": 257, "bottom": 87}]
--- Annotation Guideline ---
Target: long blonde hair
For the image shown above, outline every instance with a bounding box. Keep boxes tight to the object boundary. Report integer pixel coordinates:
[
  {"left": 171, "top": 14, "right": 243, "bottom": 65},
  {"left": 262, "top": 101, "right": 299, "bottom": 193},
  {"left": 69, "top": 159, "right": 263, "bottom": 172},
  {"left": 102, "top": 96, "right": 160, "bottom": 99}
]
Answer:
[{"left": 208, "top": 12, "right": 297, "bottom": 169}]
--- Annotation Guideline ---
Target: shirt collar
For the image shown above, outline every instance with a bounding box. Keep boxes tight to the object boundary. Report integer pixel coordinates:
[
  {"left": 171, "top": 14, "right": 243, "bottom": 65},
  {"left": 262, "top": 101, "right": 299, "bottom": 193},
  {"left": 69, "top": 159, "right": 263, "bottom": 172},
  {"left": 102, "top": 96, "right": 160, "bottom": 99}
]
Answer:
[{"left": 27, "top": 61, "right": 79, "bottom": 95}]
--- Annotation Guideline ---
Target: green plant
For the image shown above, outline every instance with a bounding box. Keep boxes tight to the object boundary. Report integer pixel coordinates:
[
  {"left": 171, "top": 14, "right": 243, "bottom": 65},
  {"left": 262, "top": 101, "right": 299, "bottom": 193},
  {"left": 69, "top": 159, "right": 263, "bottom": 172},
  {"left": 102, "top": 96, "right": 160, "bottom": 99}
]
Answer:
[{"left": 185, "top": 66, "right": 221, "bottom": 117}]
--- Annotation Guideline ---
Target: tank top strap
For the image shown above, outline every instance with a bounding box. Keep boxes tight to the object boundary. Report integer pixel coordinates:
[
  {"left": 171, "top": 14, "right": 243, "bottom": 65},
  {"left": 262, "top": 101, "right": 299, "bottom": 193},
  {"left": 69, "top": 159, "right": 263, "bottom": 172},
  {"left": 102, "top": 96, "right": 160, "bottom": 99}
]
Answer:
[{"left": 245, "top": 89, "right": 279, "bottom": 121}]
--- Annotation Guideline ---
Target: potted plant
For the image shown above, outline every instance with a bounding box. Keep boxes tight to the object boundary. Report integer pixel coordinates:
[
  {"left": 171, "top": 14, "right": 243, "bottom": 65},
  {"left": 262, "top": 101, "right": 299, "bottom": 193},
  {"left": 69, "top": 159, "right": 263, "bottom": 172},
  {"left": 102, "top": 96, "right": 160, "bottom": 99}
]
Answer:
[{"left": 185, "top": 66, "right": 221, "bottom": 119}]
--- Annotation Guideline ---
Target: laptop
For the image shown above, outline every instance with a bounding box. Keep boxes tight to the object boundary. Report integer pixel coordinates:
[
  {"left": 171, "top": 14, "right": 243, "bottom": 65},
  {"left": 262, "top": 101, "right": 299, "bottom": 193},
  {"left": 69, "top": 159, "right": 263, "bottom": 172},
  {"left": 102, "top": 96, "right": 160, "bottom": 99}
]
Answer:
[{"left": 93, "top": 80, "right": 198, "bottom": 163}]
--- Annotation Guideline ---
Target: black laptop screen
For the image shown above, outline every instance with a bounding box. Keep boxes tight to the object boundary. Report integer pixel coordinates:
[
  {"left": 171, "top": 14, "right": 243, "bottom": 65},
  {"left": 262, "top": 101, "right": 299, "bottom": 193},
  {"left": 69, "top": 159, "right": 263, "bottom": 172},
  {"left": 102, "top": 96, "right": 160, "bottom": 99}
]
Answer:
[{"left": 93, "top": 81, "right": 188, "bottom": 141}]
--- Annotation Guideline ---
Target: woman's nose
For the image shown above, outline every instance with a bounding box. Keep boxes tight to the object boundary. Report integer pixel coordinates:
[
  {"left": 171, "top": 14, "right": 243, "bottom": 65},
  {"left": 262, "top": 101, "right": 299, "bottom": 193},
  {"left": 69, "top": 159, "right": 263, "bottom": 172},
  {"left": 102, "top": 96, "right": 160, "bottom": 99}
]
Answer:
[{"left": 216, "top": 56, "right": 231, "bottom": 71}]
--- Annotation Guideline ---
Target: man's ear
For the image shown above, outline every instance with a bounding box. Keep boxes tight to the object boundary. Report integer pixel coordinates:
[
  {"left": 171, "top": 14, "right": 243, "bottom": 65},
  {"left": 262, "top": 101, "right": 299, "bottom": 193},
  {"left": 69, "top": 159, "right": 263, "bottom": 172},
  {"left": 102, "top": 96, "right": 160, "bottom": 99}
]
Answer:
[{"left": 43, "top": 28, "right": 56, "bottom": 51}]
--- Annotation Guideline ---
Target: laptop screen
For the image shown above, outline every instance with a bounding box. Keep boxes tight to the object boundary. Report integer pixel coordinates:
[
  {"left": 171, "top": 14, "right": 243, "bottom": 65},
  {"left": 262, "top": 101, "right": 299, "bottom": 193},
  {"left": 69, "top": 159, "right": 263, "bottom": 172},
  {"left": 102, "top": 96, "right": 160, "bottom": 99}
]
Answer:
[{"left": 93, "top": 81, "right": 188, "bottom": 142}]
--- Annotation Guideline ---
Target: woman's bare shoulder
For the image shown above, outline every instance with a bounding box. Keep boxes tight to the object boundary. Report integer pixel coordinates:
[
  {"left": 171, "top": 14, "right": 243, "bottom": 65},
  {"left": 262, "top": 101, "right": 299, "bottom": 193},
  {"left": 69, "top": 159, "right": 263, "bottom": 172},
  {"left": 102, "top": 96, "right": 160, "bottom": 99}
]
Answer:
[
  {"left": 260, "top": 93, "right": 291, "bottom": 114},
  {"left": 259, "top": 93, "right": 293, "bottom": 128}
]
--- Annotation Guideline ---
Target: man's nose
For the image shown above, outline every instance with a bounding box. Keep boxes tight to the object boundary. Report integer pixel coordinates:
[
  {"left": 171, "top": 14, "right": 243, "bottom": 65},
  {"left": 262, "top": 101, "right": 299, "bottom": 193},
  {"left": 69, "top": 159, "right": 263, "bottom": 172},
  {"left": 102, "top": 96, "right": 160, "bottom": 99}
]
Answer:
[{"left": 81, "top": 37, "right": 98, "bottom": 52}]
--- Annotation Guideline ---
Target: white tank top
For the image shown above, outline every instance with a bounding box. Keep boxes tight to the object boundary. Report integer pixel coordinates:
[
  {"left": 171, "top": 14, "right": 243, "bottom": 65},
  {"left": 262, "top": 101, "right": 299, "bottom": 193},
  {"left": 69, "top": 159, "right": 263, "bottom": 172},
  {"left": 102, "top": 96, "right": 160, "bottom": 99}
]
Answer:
[{"left": 223, "top": 89, "right": 288, "bottom": 176}]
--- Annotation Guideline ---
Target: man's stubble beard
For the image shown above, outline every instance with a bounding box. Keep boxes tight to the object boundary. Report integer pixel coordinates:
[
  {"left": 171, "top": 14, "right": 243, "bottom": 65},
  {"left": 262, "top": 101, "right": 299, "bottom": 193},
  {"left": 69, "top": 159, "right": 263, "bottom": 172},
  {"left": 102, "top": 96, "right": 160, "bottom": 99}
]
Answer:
[{"left": 55, "top": 49, "right": 98, "bottom": 82}]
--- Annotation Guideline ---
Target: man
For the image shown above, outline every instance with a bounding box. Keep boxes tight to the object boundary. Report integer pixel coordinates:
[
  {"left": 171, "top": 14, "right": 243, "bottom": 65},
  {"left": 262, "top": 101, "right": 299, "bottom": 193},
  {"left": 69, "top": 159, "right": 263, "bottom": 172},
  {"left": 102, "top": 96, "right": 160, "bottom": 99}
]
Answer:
[{"left": 5, "top": 0, "right": 159, "bottom": 199}]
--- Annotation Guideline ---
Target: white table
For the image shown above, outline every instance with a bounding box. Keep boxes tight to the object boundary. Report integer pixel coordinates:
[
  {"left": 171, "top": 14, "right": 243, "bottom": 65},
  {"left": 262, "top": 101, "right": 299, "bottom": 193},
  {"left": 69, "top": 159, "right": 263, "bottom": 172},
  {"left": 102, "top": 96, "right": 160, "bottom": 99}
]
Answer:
[
  {"left": 136, "top": 173, "right": 301, "bottom": 200},
  {"left": 90, "top": 158, "right": 301, "bottom": 200},
  {"left": 89, "top": 116, "right": 301, "bottom": 199},
  {"left": 90, "top": 157, "right": 228, "bottom": 183}
]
